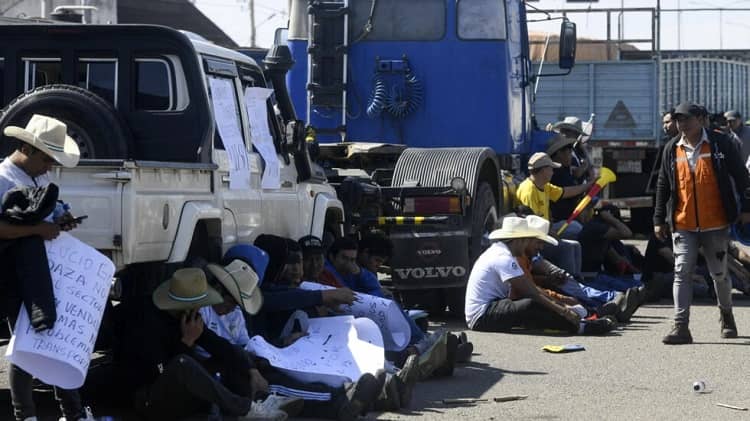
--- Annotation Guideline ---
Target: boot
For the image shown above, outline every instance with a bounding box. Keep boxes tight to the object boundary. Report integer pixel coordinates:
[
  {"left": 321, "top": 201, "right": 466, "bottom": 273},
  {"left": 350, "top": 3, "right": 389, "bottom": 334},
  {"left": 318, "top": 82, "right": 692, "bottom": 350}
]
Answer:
[
  {"left": 720, "top": 309, "right": 738, "bottom": 338},
  {"left": 662, "top": 323, "right": 693, "bottom": 345}
]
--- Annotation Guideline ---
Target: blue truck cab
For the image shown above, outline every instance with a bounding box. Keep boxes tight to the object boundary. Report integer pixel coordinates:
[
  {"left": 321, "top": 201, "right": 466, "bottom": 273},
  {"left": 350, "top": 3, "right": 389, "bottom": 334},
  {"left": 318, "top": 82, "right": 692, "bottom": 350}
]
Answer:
[{"left": 277, "top": 0, "right": 575, "bottom": 315}]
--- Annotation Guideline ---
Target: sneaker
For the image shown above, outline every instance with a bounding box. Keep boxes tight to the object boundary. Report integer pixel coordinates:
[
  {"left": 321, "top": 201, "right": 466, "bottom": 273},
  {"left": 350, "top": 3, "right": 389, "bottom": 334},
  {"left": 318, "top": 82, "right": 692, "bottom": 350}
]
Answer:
[
  {"left": 338, "top": 373, "right": 381, "bottom": 420},
  {"left": 581, "top": 317, "right": 615, "bottom": 335},
  {"left": 259, "top": 394, "right": 304, "bottom": 417},
  {"left": 396, "top": 354, "right": 419, "bottom": 408},
  {"left": 458, "top": 331, "right": 469, "bottom": 345},
  {"left": 374, "top": 371, "right": 401, "bottom": 411},
  {"left": 415, "top": 329, "right": 448, "bottom": 380},
  {"left": 58, "top": 407, "right": 95, "bottom": 421},
  {"left": 455, "top": 341, "right": 474, "bottom": 363},
  {"left": 240, "top": 399, "right": 288, "bottom": 421},
  {"left": 617, "top": 287, "right": 641, "bottom": 323},
  {"left": 598, "top": 297, "right": 621, "bottom": 318},
  {"left": 720, "top": 310, "right": 738, "bottom": 338},
  {"left": 431, "top": 332, "right": 457, "bottom": 378},
  {"left": 662, "top": 324, "right": 693, "bottom": 345}
]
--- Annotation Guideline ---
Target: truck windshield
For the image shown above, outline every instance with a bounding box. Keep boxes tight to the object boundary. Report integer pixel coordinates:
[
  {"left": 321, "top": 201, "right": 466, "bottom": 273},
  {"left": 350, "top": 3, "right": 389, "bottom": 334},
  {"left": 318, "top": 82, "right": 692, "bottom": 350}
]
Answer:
[
  {"left": 457, "top": 0, "right": 506, "bottom": 40},
  {"left": 349, "top": 0, "right": 445, "bottom": 41}
]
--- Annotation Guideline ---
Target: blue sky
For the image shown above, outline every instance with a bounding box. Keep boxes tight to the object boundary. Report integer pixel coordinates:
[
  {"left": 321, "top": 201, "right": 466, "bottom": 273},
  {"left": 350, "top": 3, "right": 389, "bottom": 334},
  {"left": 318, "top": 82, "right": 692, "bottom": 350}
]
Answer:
[{"left": 194, "top": 0, "right": 750, "bottom": 50}]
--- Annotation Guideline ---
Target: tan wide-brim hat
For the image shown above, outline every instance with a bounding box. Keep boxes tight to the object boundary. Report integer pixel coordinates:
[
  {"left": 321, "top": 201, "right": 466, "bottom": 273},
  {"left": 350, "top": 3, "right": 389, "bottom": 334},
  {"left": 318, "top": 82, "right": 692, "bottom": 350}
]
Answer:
[
  {"left": 3, "top": 114, "right": 80, "bottom": 168},
  {"left": 489, "top": 215, "right": 558, "bottom": 246},
  {"left": 152, "top": 268, "right": 223, "bottom": 311},
  {"left": 206, "top": 259, "right": 264, "bottom": 315},
  {"left": 524, "top": 215, "right": 559, "bottom": 246},
  {"left": 546, "top": 134, "right": 576, "bottom": 157}
]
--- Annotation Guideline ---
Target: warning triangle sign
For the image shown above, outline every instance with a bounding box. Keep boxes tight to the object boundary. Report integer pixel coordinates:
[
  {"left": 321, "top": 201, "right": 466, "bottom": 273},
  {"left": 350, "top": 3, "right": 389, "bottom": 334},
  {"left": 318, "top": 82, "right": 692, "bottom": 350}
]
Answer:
[{"left": 604, "top": 100, "right": 637, "bottom": 128}]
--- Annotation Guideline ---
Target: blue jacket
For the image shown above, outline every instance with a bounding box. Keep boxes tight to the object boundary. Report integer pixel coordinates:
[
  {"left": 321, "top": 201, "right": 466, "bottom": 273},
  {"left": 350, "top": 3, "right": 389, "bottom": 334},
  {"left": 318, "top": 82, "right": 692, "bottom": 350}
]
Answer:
[{"left": 324, "top": 260, "right": 384, "bottom": 297}]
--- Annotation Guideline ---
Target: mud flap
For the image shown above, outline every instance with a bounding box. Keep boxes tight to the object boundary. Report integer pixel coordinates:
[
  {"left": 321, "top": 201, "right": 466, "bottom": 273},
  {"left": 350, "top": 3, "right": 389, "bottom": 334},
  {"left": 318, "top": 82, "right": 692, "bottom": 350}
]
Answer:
[{"left": 389, "top": 228, "right": 471, "bottom": 290}]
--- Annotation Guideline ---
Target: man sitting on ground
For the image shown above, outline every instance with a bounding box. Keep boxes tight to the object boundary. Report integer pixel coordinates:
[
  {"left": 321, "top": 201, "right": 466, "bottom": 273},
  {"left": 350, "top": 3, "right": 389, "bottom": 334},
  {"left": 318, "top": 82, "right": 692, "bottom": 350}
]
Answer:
[
  {"left": 113, "top": 268, "right": 288, "bottom": 421},
  {"left": 465, "top": 215, "right": 614, "bottom": 335}
]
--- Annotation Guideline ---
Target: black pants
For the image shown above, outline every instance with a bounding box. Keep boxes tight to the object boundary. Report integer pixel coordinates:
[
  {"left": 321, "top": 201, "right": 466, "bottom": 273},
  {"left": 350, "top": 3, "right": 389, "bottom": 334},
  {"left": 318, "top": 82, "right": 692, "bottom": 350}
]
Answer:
[
  {"left": 7, "top": 308, "right": 83, "bottom": 421},
  {"left": 262, "top": 367, "right": 348, "bottom": 420},
  {"left": 134, "top": 354, "right": 254, "bottom": 421},
  {"left": 472, "top": 298, "right": 577, "bottom": 333}
]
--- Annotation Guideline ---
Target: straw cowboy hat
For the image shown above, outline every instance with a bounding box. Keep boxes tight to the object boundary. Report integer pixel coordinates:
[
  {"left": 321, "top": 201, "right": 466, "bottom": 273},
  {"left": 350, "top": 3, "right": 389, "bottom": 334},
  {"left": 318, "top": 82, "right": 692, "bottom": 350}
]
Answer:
[
  {"left": 206, "top": 259, "right": 264, "bottom": 315},
  {"left": 551, "top": 116, "right": 584, "bottom": 136},
  {"left": 152, "top": 268, "right": 223, "bottom": 311},
  {"left": 3, "top": 114, "right": 80, "bottom": 168},
  {"left": 545, "top": 133, "right": 576, "bottom": 157},
  {"left": 524, "top": 215, "right": 559, "bottom": 246},
  {"left": 489, "top": 216, "right": 558, "bottom": 246}
]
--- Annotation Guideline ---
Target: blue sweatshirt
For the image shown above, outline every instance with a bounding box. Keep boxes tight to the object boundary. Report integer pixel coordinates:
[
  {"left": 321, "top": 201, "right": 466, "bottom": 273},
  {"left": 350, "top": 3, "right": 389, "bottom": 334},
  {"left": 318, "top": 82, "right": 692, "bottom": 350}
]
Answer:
[{"left": 323, "top": 260, "right": 384, "bottom": 298}]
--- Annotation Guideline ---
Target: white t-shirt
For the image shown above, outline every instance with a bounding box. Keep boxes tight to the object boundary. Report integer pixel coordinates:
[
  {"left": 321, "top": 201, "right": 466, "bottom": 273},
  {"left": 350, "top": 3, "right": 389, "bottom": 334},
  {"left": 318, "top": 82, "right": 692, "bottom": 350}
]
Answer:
[
  {"left": 0, "top": 159, "right": 58, "bottom": 220},
  {"left": 195, "top": 306, "right": 251, "bottom": 358},
  {"left": 464, "top": 241, "right": 525, "bottom": 329}
]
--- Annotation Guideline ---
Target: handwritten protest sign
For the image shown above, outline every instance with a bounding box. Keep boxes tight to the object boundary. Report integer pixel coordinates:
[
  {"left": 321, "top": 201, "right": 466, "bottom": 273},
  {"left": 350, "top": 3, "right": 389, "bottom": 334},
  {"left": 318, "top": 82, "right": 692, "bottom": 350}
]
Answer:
[
  {"left": 247, "top": 315, "right": 384, "bottom": 388},
  {"left": 300, "top": 282, "right": 411, "bottom": 351},
  {"left": 6, "top": 233, "right": 115, "bottom": 389},
  {"left": 209, "top": 76, "right": 251, "bottom": 190},
  {"left": 243, "top": 87, "right": 281, "bottom": 189}
]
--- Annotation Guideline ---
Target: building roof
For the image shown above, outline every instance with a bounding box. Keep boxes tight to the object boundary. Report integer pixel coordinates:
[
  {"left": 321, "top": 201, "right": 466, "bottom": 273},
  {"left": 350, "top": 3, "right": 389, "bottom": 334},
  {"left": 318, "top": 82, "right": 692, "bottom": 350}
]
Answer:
[{"left": 118, "top": 0, "right": 238, "bottom": 48}]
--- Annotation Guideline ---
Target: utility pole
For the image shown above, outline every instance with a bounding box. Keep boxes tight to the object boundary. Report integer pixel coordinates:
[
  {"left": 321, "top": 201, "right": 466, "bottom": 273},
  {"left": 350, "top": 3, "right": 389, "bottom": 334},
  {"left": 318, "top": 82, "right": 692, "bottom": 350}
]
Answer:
[{"left": 249, "top": 0, "right": 256, "bottom": 47}]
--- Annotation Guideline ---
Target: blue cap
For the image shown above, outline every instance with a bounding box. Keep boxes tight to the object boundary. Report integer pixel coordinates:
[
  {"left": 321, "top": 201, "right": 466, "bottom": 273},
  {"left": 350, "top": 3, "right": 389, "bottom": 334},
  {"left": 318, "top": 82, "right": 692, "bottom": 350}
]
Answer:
[{"left": 223, "top": 244, "right": 269, "bottom": 285}]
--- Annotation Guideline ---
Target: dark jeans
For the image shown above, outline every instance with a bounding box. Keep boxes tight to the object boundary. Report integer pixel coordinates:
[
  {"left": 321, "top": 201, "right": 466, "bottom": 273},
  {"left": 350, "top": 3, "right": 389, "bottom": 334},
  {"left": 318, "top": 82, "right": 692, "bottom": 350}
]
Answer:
[
  {"left": 7, "top": 310, "right": 83, "bottom": 421},
  {"left": 134, "top": 354, "right": 253, "bottom": 421},
  {"left": 472, "top": 298, "right": 577, "bottom": 333}
]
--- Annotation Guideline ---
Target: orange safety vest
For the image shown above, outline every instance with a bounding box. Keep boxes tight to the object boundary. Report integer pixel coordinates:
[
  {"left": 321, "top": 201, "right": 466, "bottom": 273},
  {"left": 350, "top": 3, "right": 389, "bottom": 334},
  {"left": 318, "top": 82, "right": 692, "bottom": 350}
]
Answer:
[{"left": 673, "top": 142, "right": 728, "bottom": 230}]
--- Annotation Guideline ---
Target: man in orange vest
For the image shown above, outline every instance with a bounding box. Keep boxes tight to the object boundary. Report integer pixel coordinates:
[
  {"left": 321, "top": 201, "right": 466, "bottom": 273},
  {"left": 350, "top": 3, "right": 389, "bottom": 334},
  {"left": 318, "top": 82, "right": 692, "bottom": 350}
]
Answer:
[{"left": 654, "top": 102, "right": 750, "bottom": 345}]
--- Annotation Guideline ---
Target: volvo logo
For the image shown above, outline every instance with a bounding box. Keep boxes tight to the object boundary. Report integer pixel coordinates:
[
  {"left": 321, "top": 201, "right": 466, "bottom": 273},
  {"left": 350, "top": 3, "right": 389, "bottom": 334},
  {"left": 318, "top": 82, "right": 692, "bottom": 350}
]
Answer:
[
  {"left": 394, "top": 266, "right": 467, "bottom": 279},
  {"left": 417, "top": 248, "right": 442, "bottom": 257}
]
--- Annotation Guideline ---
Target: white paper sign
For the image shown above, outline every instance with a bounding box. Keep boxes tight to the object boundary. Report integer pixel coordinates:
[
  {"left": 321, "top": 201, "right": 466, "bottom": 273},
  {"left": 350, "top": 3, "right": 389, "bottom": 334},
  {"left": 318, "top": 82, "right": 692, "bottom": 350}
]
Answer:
[
  {"left": 209, "top": 76, "right": 251, "bottom": 190},
  {"left": 300, "top": 282, "right": 411, "bottom": 351},
  {"left": 247, "top": 315, "right": 384, "bottom": 387},
  {"left": 243, "top": 87, "right": 281, "bottom": 190},
  {"left": 6, "top": 233, "right": 115, "bottom": 389}
]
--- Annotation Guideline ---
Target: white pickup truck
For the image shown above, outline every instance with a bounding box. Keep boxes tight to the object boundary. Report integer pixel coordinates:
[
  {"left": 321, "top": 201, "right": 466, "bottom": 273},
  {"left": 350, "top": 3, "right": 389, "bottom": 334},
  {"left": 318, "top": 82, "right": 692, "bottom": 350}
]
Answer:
[{"left": 0, "top": 24, "right": 343, "bottom": 297}]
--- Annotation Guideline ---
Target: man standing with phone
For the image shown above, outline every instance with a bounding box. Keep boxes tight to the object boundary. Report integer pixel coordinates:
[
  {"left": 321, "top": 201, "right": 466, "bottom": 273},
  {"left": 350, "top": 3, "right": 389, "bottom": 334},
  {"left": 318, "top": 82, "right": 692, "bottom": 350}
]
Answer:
[{"left": 0, "top": 114, "right": 94, "bottom": 420}]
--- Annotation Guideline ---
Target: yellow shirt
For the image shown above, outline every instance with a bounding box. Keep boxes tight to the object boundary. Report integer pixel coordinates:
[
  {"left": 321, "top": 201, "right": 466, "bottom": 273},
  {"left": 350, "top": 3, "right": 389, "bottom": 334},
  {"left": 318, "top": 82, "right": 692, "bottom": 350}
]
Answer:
[{"left": 515, "top": 178, "right": 563, "bottom": 221}]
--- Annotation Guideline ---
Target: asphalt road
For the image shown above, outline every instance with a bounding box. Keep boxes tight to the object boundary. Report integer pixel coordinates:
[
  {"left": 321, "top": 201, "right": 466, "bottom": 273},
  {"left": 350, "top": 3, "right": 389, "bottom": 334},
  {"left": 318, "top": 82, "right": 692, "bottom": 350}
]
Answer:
[{"left": 3, "top": 241, "right": 750, "bottom": 420}]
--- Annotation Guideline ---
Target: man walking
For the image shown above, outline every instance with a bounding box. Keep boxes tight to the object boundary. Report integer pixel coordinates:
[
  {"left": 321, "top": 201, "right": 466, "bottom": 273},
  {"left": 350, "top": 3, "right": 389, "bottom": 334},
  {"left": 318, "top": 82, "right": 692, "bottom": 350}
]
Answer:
[
  {"left": 724, "top": 110, "right": 750, "bottom": 161},
  {"left": 654, "top": 103, "right": 750, "bottom": 344}
]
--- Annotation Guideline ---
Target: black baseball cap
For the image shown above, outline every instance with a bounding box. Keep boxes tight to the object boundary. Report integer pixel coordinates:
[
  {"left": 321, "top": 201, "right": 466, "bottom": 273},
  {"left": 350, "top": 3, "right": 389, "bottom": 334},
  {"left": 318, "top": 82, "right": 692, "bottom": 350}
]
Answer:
[
  {"left": 298, "top": 235, "right": 324, "bottom": 254},
  {"left": 673, "top": 103, "right": 705, "bottom": 118}
]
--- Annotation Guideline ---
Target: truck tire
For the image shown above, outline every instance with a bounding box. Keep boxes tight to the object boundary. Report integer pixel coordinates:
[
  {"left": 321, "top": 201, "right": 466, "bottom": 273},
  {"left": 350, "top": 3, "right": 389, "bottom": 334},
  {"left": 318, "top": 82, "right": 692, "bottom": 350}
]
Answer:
[
  {"left": 445, "top": 182, "right": 498, "bottom": 317},
  {"left": 0, "top": 84, "right": 132, "bottom": 159}
]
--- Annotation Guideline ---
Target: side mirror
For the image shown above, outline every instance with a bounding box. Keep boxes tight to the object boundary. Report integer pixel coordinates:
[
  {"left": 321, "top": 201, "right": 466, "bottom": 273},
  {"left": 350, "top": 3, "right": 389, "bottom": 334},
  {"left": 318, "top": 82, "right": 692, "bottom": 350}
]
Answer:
[
  {"left": 274, "top": 28, "right": 289, "bottom": 46},
  {"left": 558, "top": 19, "right": 576, "bottom": 70}
]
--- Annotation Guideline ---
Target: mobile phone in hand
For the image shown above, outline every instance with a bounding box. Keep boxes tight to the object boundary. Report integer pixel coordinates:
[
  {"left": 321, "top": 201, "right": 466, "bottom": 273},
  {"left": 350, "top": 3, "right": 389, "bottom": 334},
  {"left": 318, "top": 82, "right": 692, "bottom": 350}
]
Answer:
[{"left": 72, "top": 215, "right": 88, "bottom": 224}]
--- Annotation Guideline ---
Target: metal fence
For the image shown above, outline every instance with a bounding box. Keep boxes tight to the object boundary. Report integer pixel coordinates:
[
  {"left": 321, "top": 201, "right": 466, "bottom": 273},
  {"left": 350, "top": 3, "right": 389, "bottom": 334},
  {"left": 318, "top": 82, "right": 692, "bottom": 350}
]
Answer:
[{"left": 661, "top": 58, "right": 750, "bottom": 120}]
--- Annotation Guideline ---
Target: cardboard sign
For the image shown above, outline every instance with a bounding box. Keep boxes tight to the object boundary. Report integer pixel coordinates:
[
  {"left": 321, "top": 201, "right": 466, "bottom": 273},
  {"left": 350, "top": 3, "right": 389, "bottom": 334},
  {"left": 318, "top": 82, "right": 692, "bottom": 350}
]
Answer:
[
  {"left": 247, "top": 315, "right": 384, "bottom": 388},
  {"left": 6, "top": 233, "right": 115, "bottom": 389},
  {"left": 300, "top": 282, "right": 411, "bottom": 351}
]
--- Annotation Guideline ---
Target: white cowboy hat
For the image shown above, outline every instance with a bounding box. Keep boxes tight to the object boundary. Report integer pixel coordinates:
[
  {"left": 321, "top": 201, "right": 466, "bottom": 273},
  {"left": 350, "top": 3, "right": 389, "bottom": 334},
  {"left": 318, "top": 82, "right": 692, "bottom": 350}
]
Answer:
[
  {"left": 551, "top": 116, "right": 583, "bottom": 136},
  {"left": 152, "top": 268, "right": 223, "bottom": 311},
  {"left": 524, "top": 215, "right": 559, "bottom": 246},
  {"left": 206, "top": 259, "right": 264, "bottom": 315},
  {"left": 3, "top": 114, "right": 80, "bottom": 168},
  {"left": 489, "top": 216, "right": 558, "bottom": 246}
]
